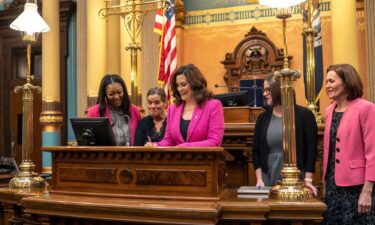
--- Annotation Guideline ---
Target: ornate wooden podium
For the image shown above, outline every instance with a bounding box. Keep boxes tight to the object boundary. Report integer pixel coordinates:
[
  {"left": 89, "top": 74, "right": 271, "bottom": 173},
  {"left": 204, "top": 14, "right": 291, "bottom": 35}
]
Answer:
[{"left": 47, "top": 146, "right": 226, "bottom": 200}]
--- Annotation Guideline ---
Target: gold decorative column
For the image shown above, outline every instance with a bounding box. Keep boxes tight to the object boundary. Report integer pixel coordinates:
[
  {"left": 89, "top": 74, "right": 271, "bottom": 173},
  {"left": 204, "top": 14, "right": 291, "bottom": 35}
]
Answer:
[
  {"left": 302, "top": 0, "right": 324, "bottom": 123},
  {"left": 365, "top": 0, "right": 375, "bottom": 102},
  {"left": 121, "top": 21, "right": 133, "bottom": 98},
  {"left": 40, "top": 0, "right": 63, "bottom": 174},
  {"left": 9, "top": 1, "right": 50, "bottom": 191},
  {"left": 331, "top": 0, "right": 359, "bottom": 69},
  {"left": 87, "top": 0, "right": 107, "bottom": 107},
  {"left": 259, "top": 0, "right": 313, "bottom": 201},
  {"left": 10, "top": 42, "right": 44, "bottom": 190}
]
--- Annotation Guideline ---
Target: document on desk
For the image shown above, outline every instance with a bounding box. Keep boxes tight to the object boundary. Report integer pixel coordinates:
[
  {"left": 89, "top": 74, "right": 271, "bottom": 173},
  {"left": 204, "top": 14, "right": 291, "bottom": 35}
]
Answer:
[
  {"left": 237, "top": 186, "right": 270, "bottom": 198},
  {"left": 237, "top": 186, "right": 270, "bottom": 194}
]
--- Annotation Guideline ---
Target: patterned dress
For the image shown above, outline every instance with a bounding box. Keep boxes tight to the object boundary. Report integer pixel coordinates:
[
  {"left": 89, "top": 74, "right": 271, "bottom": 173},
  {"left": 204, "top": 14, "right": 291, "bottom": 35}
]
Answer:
[
  {"left": 109, "top": 105, "right": 131, "bottom": 146},
  {"left": 323, "top": 111, "right": 375, "bottom": 225}
]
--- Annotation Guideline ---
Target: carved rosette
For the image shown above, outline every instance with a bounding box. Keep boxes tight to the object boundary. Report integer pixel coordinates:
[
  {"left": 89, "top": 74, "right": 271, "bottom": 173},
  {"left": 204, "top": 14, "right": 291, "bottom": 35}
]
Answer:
[{"left": 40, "top": 101, "right": 63, "bottom": 131}]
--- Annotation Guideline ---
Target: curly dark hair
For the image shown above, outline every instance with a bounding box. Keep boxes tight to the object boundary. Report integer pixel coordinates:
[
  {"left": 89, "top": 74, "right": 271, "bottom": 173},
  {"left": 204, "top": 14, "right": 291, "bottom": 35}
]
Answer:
[
  {"left": 97, "top": 74, "right": 131, "bottom": 117},
  {"left": 171, "top": 64, "right": 214, "bottom": 105},
  {"left": 326, "top": 64, "right": 363, "bottom": 100},
  {"left": 147, "top": 87, "right": 167, "bottom": 103}
]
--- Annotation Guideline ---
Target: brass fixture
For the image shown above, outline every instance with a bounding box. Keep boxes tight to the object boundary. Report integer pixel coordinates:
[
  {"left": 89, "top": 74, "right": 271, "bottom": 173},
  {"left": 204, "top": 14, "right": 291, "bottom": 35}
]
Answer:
[
  {"left": 99, "top": 0, "right": 173, "bottom": 106},
  {"left": 8, "top": 1, "right": 50, "bottom": 192},
  {"left": 259, "top": 0, "right": 314, "bottom": 201}
]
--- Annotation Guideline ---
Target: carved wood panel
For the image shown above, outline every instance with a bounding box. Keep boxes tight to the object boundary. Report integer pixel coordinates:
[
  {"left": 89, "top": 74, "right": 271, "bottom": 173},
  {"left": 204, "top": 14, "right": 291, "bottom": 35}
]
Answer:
[{"left": 221, "top": 26, "right": 292, "bottom": 92}]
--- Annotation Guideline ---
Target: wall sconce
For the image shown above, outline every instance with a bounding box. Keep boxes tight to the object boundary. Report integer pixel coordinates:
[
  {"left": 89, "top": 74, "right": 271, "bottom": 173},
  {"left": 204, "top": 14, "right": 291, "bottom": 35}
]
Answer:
[
  {"left": 259, "top": 0, "right": 314, "bottom": 201},
  {"left": 9, "top": 0, "right": 50, "bottom": 192}
]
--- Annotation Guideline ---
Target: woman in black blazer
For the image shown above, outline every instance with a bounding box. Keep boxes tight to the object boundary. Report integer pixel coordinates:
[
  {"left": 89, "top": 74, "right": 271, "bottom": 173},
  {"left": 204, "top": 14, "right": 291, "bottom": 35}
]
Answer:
[
  {"left": 252, "top": 75, "right": 318, "bottom": 195},
  {"left": 134, "top": 87, "right": 167, "bottom": 146}
]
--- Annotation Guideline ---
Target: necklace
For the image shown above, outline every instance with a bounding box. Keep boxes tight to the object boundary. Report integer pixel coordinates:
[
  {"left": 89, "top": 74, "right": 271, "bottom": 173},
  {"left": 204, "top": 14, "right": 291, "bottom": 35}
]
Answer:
[{"left": 153, "top": 119, "right": 164, "bottom": 132}]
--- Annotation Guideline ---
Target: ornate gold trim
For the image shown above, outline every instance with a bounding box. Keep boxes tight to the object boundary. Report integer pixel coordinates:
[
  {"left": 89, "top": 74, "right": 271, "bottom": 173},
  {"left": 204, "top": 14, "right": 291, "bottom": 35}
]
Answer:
[
  {"left": 184, "top": 1, "right": 331, "bottom": 28},
  {"left": 40, "top": 110, "right": 63, "bottom": 128}
]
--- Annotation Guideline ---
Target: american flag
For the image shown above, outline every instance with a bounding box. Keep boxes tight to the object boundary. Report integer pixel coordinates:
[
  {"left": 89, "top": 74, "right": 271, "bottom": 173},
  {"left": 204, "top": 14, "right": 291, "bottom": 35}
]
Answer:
[{"left": 154, "top": 0, "right": 177, "bottom": 100}]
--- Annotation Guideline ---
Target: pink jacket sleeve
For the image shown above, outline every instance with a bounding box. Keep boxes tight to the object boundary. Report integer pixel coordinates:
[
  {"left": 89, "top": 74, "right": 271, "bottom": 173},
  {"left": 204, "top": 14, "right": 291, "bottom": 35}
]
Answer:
[
  {"left": 87, "top": 104, "right": 100, "bottom": 118},
  {"left": 362, "top": 103, "right": 375, "bottom": 181},
  {"left": 129, "top": 104, "right": 141, "bottom": 145}
]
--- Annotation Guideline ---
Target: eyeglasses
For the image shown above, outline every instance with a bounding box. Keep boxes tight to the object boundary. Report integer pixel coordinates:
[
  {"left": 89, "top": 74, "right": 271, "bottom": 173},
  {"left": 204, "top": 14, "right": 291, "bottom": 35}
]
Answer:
[{"left": 263, "top": 88, "right": 271, "bottom": 94}]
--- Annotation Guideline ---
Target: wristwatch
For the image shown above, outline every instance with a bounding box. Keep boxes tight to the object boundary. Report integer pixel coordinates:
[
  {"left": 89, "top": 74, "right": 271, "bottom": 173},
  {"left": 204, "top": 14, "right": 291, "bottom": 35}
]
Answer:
[{"left": 304, "top": 177, "right": 313, "bottom": 183}]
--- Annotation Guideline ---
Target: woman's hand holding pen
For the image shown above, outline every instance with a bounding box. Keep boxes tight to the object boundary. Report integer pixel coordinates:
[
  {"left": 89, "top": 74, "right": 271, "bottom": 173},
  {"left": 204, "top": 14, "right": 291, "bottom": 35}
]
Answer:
[
  {"left": 145, "top": 142, "right": 157, "bottom": 146},
  {"left": 144, "top": 136, "right": 157, "bottom": 147}
]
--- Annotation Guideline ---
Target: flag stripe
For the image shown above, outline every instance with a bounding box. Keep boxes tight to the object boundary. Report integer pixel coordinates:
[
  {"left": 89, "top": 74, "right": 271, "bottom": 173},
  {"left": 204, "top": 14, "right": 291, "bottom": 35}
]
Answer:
[{"left": 154, "top": 1, "right": 177, "bottom": 102}]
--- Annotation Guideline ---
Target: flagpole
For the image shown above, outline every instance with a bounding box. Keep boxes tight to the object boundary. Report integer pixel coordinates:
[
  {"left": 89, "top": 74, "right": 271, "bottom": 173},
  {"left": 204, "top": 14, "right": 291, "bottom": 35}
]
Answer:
[{"left": 303, "top": 0, "right": 324, "bottom": 123}]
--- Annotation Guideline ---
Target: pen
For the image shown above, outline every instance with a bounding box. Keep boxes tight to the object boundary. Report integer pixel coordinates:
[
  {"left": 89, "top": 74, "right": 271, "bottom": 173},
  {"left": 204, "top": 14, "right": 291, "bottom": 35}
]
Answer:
[{"left": 147, "top": 136, "right": 152, "bottom": 143}]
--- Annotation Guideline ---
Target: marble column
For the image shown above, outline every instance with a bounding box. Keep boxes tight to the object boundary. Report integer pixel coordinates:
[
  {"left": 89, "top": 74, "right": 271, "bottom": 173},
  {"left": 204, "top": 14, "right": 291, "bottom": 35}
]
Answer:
[
  {"left": 87, "top": 0, "right": 107, "bottom": 107},
  {"left": 106, "top": 0, "right": 121, "bottom": 75},
  {"left": 40, "top": 0, "right": 63, "bottom": 174},
  {"left": 175, "top": 0, "right": 185, "bottom": 66},
  {"left": 331, "top": 0, "right": 359, "bottom": 70},
  {"left": 141, "top": 11, "right": 159, "bottom": 109},
  {"left": 77, "top": 0, "right": 87, "bottom": 116}
]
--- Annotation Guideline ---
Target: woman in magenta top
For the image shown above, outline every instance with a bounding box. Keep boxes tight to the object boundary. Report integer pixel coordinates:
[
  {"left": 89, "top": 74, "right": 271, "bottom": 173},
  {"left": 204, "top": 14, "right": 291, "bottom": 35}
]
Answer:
[
  {"left": 146, "top": 64, "right": 224, "bottom": 147},
  {"left": 87, "top": 74, "right": 141, "bottom": 146}
]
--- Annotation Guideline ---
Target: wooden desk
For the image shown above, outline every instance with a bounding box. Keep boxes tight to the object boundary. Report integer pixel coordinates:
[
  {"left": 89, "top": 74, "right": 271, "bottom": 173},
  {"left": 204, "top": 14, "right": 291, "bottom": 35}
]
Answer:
[
  {"left": 0, "top": 174, "right": 14, "bottom": 188},
  {"left": 0, "top": 188, "right": 326, "bottom": 225},
  {"left": 0, "top": 146, "right": 326, "bottom": 225}
]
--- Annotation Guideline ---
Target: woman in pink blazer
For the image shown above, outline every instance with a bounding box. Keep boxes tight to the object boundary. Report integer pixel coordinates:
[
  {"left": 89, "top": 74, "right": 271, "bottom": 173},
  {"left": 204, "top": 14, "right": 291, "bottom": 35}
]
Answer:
[
  {"left": 147, "top": 64, "right": 224, "bottom": 147},
  {"left": 87, "top": 74, "right": 141, "bottom": 146},
  {"left": 322, "top": 64, "right": 375, "bottom": 224}
]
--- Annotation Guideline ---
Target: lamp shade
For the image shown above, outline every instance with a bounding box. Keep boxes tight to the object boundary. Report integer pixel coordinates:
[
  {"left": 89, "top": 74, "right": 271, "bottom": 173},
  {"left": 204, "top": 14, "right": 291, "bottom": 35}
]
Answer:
[
  {"left": 10, "top": 3, "right": 50, "bottom": 35},
  {"left": 259, "top": 0, "right": 305, "bottom": 8}
]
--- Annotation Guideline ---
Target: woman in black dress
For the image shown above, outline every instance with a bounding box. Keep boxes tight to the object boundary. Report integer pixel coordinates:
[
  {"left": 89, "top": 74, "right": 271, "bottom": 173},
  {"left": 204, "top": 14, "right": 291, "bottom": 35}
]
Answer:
[{"left": 134, "top": 87, "right": 167, "bottom": 146}]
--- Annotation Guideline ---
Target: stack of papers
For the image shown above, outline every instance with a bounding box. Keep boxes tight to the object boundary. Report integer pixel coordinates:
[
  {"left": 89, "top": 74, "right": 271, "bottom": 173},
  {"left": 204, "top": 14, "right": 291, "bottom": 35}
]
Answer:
[{"left": 237, "top": 186, "right": 270, "bottom": 198}]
